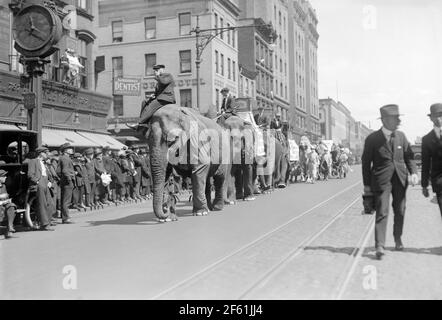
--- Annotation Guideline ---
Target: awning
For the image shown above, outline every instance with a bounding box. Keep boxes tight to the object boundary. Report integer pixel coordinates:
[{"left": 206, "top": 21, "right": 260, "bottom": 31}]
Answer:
[
  {"left": 42, "top": 129, "right": 101, "bottom": 148},
  {"left": 0, "top": 123, "right": 25, "bottom": 131},
  {"left": 115, "top": 136, "right": 140, "bottom": 142},
  {"left": 76, "top": 131, "right": 127, "bottom": 150}
]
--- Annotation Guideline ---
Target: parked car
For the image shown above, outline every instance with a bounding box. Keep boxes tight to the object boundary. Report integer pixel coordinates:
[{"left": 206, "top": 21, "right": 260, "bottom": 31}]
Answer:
[{"left": 0, "top": 127, "right": 38, "bottom": 231}]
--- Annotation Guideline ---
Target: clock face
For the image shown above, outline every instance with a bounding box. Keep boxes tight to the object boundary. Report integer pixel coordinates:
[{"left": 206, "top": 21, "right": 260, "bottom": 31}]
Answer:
[{"left": 13, "top": 5, "right": 54, "bottom": 52}]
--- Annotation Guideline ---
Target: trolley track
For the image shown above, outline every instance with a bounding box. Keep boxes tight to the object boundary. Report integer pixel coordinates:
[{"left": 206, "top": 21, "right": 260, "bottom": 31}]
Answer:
[
  {"left": 152, "top": 181, "right": 363, "bottom": 300},
  {"left": 240, "top": 201, "right": 375, "bottom": 300}
]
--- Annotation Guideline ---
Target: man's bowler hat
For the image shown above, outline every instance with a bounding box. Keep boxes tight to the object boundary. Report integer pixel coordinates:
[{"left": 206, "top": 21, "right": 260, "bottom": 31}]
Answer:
[
  {"left": 221, "top": 87, "right": 229, "bottom": 93},
  {"left": 380, "top": 104, "right": 402, "bottom": 118},
  {"left": 84, "top": 148, "right": 94, "bottom": 155},
  {"left": 153, "top": 64, "right": 165, "bottom": 70},
  {"left": 428, "top": 103, "right": 442, "bottom": 117}
]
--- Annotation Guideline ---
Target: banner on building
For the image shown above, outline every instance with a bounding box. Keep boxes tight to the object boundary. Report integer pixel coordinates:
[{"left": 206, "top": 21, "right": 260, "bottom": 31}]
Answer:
[{"left": 113, "top": 78, "right": 142, "bottom": 96}]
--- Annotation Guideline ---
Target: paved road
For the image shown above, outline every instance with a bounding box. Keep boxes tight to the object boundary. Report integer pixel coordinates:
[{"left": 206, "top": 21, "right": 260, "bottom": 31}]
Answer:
[{"left": 1, "top": 166, "right": 441, "bottom": 299}]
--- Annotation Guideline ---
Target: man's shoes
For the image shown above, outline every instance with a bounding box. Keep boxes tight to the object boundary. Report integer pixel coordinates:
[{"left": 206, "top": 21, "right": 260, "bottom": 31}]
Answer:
[
  {"left": 62, "top": 220, "right": 74, "bottom": 224},
  {"left": 375, "top": 246, "right": 385, "bottom": 260},
  {"left": 395, "top": 239, "right": 404, "bottom": 251},
  {"left": 39, "top": 225, "right": 55, "bottom": 231},
  {"left": 125, "top": 123, "right": 139, "bottom": 130}
]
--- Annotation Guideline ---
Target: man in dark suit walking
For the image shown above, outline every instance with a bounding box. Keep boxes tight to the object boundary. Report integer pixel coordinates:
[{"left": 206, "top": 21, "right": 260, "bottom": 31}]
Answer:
[
  {"left": 421, "top": 103, "right": 442, "bottom": 217},
  {"left": 362, "top": 104, "right": 418, "bottom": 259},
  {"left": 27, "top": 146, "right": 54, "bottom": 231},
  {"left": 59, "top": 143, "right": 75, "bottom": 224}
]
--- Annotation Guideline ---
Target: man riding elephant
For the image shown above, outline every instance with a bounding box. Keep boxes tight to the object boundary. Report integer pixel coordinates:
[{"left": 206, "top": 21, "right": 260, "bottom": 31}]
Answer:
[{"left": 134, "top": 64, "right": 176, "bottom": 131}]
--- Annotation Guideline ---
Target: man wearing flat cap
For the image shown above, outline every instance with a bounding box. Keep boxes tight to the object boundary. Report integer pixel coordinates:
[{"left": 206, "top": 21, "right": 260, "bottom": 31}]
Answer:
[
  {"left": 27, "top": 146, "right": 53, "bottom": 231},
  {"left": 362, "top": 104, "right": 418, "bottom": 259},
  {"left": 421, "top": 103, "right": 442, "bottom": 217},
  {"left": 137, "top": 64, "right": 176, "bottom": 128},
  {"left": 59, "top": 143, "right": 75, "bottom": 224}
]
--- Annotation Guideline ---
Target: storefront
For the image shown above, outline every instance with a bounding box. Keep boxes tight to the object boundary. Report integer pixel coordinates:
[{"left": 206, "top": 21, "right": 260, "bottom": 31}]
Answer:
[{"left": 0, "top": 69, "right": 123, "bottom": 150}]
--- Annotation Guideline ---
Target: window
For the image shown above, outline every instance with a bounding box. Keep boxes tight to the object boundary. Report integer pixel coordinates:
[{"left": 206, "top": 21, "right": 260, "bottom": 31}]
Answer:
[
  {"left": 78, "top": 39, "right": 88, "bottom": 89},
  {"left": 49, "top": 51, "right": 60, "bottom": 82},
  {"left": 227, "top": 23, "right": 231, "bottom": 45},
  {"left": 214, "top": 13, "right": 218, "bottom": 29},
  {"left": 275, "top": 80, "right": 278, "bottom": 95},
  {"left": 216, "top": 88, "right": 220, "bottom": 109},
  {"left": 112, "top": 56, "right": 123, "bottom": 78},
  {"left": 220, "top": 17, "right": 224, "bottom": 39},
  {"left": 77, "top": 0, "right": 88, "bottom": 10},
  {"left": 144, "top": 17, "right": 156, "bottom": 39},
  {"left": 112, "top": 20, "right": 123, "bottom": 43},
  {"left": 280, "top": 83, "right": 283, "bottom": 97},
  {"left": 215, "top": 50, "right": 219, "bottom": 73},
  {"left": 280, "top": 58, "right": 283, "bottom": 72},
  {"left": 113, "top": 95, "right": 123, "bottom": 116},
  {"left": 220, "top": 53, "right": 224, "bottom": 76},
  {"left": 232, "top": 29, "right": 235, "bottom": 48},
  {"left": 232, "top": 61, "right": 236, "bottom": 81},
  {"left": 180, "top": 89, "right": 192, "bottom": 108},
  {"left": 179, "top": 12, "right": 191, "bottom": 36},
  {"left": 179, "top": 50, "right": 191, "bottom": 73},
  {"left": 145, "top": 53, "right": 156, "bottom": 76},
  {"left": 279, "top": 11, "right": 281, "bottom": 25},
  {"left": 279, "top": 35, "right": 282, "bottom": 49},
  {"left": 227, "top": 58, "right": 231, "bottom": 79}
]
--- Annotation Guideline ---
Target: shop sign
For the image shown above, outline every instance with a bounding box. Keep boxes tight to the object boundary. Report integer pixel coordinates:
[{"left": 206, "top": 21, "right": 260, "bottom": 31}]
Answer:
[{"left": 114, "top": 77, "right": 142, "bottom": 96}]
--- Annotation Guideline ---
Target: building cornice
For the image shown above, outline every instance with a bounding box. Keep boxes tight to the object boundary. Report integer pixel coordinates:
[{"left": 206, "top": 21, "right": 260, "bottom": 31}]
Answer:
[{"left": 216, "top": 0, "right": 241, "bottom": 17}]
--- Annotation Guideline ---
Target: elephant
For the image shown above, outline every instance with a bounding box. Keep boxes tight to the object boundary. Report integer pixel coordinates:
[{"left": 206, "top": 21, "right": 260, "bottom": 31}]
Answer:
[
  {"left": 146, "top": 105, "right": 226, "bottom": 222},
  {"left": 256, "top": 129, "right": 290, "bottom": 191},
  {"left": 217, "top": 115, "right": 256, "bottom": 203}
]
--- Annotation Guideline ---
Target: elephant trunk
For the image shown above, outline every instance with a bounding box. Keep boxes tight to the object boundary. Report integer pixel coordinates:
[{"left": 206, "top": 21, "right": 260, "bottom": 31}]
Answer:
[{"left": 149, "top": 132, "right": 170, "bottom": 220}]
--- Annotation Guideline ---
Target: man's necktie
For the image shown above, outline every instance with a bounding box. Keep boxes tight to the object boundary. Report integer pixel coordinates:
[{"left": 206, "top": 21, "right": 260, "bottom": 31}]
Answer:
[{"left": 390, "top": 132, "right": 395, "bottom": 151}]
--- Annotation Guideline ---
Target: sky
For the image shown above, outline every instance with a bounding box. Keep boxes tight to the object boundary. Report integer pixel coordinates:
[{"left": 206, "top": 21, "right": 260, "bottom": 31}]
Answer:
[{"left": 308, "top": 0, "right": 442, "bottom": 143}]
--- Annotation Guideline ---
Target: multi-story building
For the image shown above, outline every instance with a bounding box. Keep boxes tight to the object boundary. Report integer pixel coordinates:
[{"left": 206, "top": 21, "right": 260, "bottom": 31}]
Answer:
[
  {"left": 288, "top": 0, "right": 319, "bottom": 142},
  {"left": 238, "top": 65, "right": 257, "bottom": 99},
  {"left": 97, "top": 0, "right": 240, "bottom": 138},
  {"left": 237, "top": 15, "right": 275, "bottom": 118},
  {"left": 238, "top": 0, "right": 290, "bottom": 124},
  {"left": 319, "top": 97, "right": 372, "bottom": 156},
  {"left": 0, "top": 0, "right": 122, "bottom": 149}
]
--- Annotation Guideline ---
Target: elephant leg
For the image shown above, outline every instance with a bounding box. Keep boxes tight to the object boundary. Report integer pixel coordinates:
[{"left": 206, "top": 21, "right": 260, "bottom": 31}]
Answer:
[
  {"left": 227, "top": 165, "right": 237, "bottom": 203},
  {"left": 212, "top": 167, "right": 225, "bottom": 211},
  {"left": 234, "top": 164, "right": 244, "bottom": 200},
  {"left": 243, "top": 164, "right": 254, "bottom": 198},
  {"left": 192, "top": 164, "right": 210, "bottom": 215},
  {"left": 205, "top": 177, "right": 213, "bottom": 211}
]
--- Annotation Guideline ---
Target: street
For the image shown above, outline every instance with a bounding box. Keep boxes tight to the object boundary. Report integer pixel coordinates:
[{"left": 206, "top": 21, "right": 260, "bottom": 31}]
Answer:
[{"left": 1, "top": 166, "right": 441, "bottom": 300}]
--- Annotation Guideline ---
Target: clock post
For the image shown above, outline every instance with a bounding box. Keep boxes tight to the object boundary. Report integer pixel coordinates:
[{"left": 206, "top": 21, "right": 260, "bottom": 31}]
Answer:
[
  {"left": 11, "top": 3, "right": 63, "bottom": 147},
  {"left": 21, "top": 57, "right": 50, "bottom": 146}
]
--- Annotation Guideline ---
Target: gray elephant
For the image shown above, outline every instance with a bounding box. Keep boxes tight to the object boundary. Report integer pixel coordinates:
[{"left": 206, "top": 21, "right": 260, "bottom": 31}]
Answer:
[
  {"left": 217, "top": 115, "right": 256, "bottom": 203},
  {"left": 146, "top": 105, "right": 226, "bottom": 222}
]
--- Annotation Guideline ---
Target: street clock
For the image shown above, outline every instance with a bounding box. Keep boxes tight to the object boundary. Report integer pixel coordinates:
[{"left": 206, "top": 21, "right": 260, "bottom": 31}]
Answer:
[{"left": 12, "top": 4, "right": 63, "bottom": 58}]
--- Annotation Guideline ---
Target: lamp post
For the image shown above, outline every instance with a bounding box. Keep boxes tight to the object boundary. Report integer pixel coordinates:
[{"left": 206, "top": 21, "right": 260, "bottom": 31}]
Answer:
[{"left": 190, "top": 16, "right": 275, "bottom": 112}]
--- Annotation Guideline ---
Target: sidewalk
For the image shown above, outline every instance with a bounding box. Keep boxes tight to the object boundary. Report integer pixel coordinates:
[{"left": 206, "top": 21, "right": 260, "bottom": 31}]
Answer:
[{"left": 343, "top": 184, "right": 442, "bottom": 299}]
